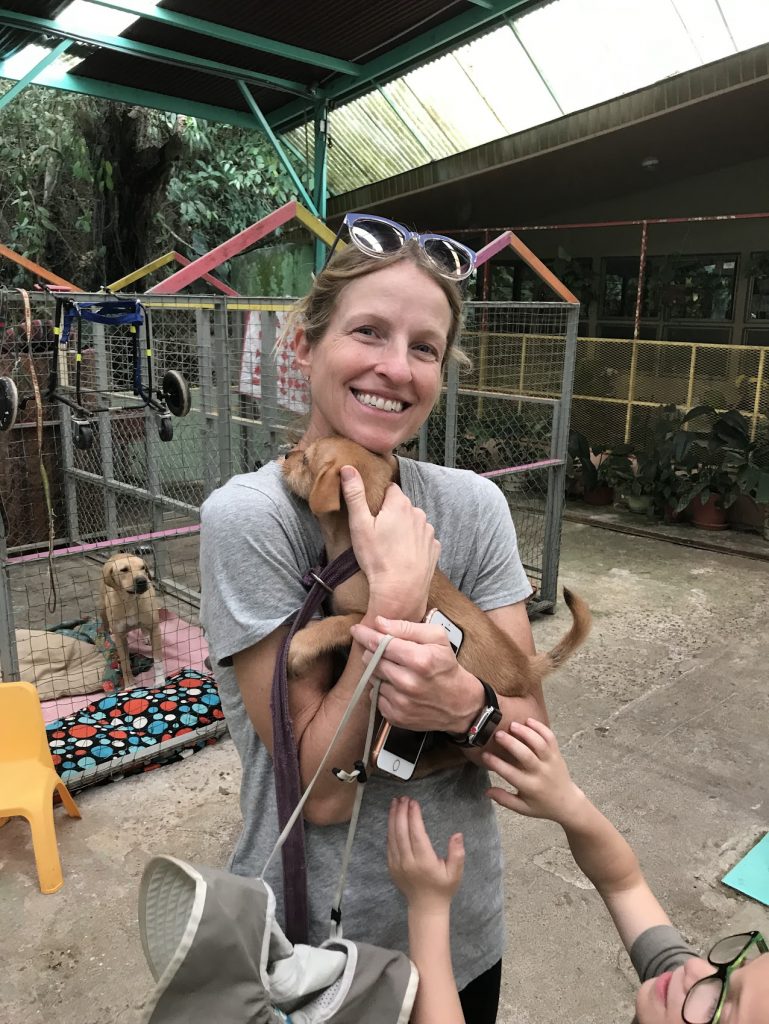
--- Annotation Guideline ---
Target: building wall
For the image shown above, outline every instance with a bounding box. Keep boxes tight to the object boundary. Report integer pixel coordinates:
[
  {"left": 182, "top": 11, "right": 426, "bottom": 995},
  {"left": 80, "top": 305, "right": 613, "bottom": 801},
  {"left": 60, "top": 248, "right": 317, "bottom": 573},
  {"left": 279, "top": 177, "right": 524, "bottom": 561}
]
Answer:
[{"left": 495, "top": 156, "right": 769, "bottom": 347}]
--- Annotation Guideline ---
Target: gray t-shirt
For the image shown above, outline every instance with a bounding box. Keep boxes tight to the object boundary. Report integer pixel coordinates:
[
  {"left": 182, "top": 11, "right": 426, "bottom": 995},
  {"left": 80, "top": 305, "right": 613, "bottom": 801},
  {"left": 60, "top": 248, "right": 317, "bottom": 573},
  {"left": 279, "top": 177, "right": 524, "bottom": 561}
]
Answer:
[{"left": 199, "top": 456, "right": 532, "bottom": 991}]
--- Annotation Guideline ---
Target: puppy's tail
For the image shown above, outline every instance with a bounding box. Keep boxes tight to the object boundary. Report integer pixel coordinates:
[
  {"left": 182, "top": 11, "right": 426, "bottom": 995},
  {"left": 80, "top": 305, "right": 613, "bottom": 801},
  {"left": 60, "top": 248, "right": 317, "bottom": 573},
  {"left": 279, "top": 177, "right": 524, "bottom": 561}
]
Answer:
[{"left": 538, "top": 588, "right": 592, "bottom": 673}]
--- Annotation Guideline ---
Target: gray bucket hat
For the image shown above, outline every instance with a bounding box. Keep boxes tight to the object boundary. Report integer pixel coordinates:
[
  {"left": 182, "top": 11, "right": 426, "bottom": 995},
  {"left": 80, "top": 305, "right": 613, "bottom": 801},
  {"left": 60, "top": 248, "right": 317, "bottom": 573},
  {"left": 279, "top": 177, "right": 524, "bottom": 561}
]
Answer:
[
  {"left": 139, "top": 855, "right": 418, "bottom": 1024},
  {"left": 139, "top": 637, "right": 418, "bottom": 1024}
]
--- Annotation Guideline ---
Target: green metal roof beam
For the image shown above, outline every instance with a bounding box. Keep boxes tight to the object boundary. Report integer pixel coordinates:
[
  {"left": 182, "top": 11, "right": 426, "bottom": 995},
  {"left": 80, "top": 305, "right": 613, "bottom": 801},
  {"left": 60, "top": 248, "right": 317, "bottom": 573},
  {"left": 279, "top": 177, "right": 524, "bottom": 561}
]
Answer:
[
  {"left": 280, "top": 134, "right": 338, "bottom": 197},
  {"left": 267, "top": 0, "right": 536, "bottom": 130},
  {"left": 238, "top": 81, "right": 319, "bottom": 216},
  {"left": 0, "top": 9, "right": 312, "bottom": 96},
  {"left": 0, "top": 60, "right": 261, "bottom": 128},
  {"left": 0, "top": 38, "right": 71, "bottom": 109},
  {"left": 86, "top": 0, "right": 362, "bottom": 77}
]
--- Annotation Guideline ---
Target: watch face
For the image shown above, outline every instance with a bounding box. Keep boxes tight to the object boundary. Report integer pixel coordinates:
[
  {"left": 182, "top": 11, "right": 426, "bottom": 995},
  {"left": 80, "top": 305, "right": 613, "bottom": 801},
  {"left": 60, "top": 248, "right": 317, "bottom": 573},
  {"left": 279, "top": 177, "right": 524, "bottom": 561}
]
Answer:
[{"left": 471, "top": 707, "right": 502, "bottom": 746}]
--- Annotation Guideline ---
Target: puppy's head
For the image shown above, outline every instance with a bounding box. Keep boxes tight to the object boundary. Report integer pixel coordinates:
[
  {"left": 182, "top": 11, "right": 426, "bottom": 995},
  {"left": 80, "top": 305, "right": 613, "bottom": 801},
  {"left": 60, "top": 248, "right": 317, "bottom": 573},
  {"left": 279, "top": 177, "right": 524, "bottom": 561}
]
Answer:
[
  {"left": 282, "top": 437, "right": 396, "bottom": 517},
  {"left": 103, "top": 554, "right": 152, "bottom": 595}
]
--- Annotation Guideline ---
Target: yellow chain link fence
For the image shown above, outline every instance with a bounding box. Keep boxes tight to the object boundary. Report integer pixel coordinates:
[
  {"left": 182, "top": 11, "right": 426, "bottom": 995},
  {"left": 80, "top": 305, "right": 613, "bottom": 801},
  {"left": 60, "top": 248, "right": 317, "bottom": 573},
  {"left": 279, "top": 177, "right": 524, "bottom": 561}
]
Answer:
[{"left": 461, "top": 329, "right": 768, "bottom": 449}]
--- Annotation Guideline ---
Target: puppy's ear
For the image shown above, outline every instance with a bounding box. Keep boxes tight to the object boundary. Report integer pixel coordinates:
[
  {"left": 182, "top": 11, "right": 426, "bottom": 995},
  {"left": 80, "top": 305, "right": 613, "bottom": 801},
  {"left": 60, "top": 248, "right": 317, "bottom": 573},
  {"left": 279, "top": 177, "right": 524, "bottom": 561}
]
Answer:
[
  {"left": 102, "top": 559, "right": 119, "bottom": 590},
  {"left": 309, "top": 461, "right": 341, "bottom": 514}
]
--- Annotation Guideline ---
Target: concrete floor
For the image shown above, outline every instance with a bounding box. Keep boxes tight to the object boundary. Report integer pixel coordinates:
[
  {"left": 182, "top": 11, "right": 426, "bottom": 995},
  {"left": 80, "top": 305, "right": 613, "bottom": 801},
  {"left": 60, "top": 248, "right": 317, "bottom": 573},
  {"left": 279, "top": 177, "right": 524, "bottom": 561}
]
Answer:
[{"left": 1, "top": 521, "right": 767, "bottom": 1024}]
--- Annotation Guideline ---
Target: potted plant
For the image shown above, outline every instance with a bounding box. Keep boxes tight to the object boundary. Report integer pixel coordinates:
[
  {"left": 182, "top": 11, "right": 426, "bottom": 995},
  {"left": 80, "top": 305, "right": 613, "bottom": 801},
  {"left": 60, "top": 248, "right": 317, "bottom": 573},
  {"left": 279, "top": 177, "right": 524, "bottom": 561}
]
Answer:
[
  {"left": 623, "top": 449, "right": 658, "bottom": 514},
  {"left": 735, "top": 427, "right": 769, "bottom": 540},
  {"left": 567, "top": 430, "right": 624, "bottom": 505},
  {"left": 675, "top": 458, "right": 741, "bottom": 530},
  {"left": 645, "top": 404, "right": 689, "bottom": 520},
  {"left": 672, "top": 406, "right": 748, "bottom": 530}
]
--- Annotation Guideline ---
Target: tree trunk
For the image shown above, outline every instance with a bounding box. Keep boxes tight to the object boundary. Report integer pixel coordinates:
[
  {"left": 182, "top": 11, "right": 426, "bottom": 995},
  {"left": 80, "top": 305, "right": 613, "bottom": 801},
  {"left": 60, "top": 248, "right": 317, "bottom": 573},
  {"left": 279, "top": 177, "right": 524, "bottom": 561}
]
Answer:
[{"left": 78, "top": 105, "right": 183, "bottom": 287}]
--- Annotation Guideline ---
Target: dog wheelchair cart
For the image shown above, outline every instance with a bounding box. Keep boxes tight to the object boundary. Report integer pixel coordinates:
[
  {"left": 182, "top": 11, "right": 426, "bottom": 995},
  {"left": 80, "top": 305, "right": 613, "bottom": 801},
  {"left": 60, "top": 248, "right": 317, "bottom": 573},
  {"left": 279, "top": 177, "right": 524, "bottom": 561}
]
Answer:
[{"left": 0, "top": 296, "right": 191, "bottom": 448}]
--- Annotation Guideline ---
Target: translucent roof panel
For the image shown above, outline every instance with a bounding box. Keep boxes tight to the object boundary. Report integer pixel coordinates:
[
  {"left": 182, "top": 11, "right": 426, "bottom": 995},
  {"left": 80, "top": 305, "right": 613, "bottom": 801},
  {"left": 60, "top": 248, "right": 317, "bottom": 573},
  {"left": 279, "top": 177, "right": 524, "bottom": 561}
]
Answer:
[
  {"left": 286, "top": 0, "right": 769, "bottom": 196},
  {"left": 1, "top": 0, "right": 160, "bottom": 77}
]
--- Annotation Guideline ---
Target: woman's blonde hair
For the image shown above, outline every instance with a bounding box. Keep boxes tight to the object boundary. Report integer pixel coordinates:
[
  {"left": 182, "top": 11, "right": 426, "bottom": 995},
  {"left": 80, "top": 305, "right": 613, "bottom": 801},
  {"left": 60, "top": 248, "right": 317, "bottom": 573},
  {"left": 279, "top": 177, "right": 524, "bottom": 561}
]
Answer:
[{"left": 281, "top": 239, "right": 469, "bottom": 367}]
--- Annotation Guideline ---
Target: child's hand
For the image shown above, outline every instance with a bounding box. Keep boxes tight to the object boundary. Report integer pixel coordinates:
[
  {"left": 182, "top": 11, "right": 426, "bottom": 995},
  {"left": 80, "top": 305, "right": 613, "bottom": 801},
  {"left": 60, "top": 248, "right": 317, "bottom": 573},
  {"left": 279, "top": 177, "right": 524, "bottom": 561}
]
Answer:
[
  {"left": 387, "top": 797, "right": 464, "bottom": 914},
  {"left": 482, "top": 718, "right": 585, "bottom": 826}
]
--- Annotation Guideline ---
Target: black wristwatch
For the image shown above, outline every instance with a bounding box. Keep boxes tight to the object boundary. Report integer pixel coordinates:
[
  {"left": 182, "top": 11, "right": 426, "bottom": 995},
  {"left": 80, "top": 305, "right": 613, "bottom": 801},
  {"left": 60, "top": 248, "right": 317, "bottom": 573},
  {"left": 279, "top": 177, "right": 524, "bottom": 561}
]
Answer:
[{"left": 448, "top": 680, "right": 501, "bottom": 748}]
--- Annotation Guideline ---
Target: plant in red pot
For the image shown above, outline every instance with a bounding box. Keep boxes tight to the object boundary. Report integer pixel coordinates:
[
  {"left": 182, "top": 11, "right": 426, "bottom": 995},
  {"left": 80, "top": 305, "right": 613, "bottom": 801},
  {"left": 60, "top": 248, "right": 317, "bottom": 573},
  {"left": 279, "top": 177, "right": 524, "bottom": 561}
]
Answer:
[
  {"left": 736, "top": 427, "right": 769, "bottom": 540},
  {"left": 672, "top": 406, "right": 747, "bottom": 530},
  {"left": 567, "top": 430, "right": 629, "bottom": 506}
]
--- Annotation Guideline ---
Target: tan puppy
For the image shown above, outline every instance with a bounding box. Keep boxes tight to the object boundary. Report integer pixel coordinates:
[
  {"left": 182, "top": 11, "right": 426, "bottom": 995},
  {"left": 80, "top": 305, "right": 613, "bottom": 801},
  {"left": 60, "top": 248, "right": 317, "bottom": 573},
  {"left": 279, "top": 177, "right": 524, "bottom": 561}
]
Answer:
[
  {"left": 282, "top": 437, "right": 591, "bottom": 698},
  {"left": 101, "top": 553, "right": 165, "bottom": 690}
]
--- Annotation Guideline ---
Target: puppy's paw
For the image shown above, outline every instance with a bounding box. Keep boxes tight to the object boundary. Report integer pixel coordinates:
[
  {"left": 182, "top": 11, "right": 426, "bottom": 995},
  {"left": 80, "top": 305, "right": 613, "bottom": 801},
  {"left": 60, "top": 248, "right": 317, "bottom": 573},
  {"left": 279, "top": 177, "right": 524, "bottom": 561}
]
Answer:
[{"left": 286, "top": 633, "right": 322, "bottom": 677}]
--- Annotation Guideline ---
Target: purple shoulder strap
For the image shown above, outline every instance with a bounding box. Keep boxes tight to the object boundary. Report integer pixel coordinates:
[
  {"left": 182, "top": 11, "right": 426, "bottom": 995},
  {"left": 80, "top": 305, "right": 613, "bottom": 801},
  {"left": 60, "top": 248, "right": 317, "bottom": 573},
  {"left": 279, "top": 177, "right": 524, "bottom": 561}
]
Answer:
[{"left": 270, "top": 547, "right": 360, "bottom": 944}]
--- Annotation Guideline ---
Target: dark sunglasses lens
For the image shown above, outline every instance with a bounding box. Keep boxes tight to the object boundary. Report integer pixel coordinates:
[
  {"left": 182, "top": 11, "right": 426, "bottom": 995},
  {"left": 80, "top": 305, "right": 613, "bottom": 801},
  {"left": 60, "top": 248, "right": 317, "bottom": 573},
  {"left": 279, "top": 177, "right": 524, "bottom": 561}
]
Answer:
[
  {"left": 349, "top": 219, "right": 406, "bottom": 256},
  {"left": 709, "top": 933, "right": 755, "bottom": 964},
  {"left": 684, "top": 978, "right": 723, "bottom": 1024},
  {"left": 422, "top": 237, "right": 474, "bottom": 280}
]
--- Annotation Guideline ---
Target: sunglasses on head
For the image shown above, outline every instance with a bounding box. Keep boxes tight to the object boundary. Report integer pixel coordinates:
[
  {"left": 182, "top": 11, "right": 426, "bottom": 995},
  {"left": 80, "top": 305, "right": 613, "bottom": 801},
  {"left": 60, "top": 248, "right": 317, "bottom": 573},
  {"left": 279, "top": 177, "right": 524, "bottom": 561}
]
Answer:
[{"left": 322, "top": 213, "right": 477, "bottom": 282}]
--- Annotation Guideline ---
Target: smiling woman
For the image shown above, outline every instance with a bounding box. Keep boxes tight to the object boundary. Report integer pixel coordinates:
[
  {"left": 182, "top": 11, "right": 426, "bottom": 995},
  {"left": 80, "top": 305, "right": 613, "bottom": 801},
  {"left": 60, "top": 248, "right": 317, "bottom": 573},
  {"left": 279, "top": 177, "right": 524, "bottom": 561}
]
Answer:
[
  {"left": 293, "top": 260, "right": 450, "bottom": 454},
  {"left": 199, "top": 226, "right": 542, "bottom": 1024}
]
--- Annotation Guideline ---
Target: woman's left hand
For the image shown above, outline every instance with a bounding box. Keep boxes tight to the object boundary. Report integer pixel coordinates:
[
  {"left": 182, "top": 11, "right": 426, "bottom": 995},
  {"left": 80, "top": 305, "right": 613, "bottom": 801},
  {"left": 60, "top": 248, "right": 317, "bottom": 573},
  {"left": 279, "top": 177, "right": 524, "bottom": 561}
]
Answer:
[{"left": 350, "top": 617, "right": 484, "bottom": 733}]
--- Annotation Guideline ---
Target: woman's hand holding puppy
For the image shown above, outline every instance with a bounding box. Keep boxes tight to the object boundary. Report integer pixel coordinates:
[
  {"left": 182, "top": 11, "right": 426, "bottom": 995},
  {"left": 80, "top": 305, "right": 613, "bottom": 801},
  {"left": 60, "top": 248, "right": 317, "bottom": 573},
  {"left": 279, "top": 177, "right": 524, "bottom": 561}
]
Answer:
[
  {"left": 341, "top": 464, "right": 439, "bottom": 623},
  {"left": 351, "top": 617, "right": 485, "bottom": 733}
]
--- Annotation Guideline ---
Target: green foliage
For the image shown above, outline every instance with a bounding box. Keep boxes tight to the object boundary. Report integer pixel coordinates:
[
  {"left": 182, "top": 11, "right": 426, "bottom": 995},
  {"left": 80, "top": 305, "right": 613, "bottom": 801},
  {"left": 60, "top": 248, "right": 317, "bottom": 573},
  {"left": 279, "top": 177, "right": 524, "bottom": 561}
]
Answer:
[
  {"left": 162, "top": 122, "right": 293, "bottom": 258},
  {"left": 0, "top": 84, "right": 98, "bottom": 282},
  {"left": 655, "top": 405, "right": 765, "bottom": 512},
  {"left": 0, "top": 83, "right": 296, "bottom": 288},
  {"left": 566, "top": 430, "right": 628, "bottom": 492},
  {"left": 230, "top": 242, "right": 314, "bottom": 297}
]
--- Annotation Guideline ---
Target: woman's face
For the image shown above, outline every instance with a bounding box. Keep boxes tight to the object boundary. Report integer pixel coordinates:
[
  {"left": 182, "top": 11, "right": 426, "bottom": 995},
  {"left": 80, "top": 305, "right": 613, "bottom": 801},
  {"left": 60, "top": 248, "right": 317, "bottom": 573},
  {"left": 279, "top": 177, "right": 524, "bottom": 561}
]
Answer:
[
  {"left": 635, "top": 952, "right": 769, "bottom": 1024},
  {"left": 294, "top": 261, "right": 452, "bottom": 455}
]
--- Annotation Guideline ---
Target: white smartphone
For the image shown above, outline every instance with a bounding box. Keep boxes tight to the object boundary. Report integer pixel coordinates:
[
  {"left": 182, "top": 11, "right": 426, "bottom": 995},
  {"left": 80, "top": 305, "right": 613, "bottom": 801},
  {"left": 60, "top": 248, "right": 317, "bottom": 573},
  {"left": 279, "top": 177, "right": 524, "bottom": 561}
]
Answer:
[
  {"left": 424, "top": 608, "right": 464, "bottom": 656},
  {"left": 373, "top": 725, "right": 429, "bottom": 781},
  {"left": 373, "top": 610, "right": 464, "bottom": 780}
]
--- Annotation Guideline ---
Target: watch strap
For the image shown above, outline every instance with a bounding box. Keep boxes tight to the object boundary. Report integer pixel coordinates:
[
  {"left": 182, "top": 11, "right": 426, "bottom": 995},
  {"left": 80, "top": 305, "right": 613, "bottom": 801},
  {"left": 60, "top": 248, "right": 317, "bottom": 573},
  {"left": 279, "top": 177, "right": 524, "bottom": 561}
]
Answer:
[{"left": 448, "top": 679, "right": 501, "bottom": 748}]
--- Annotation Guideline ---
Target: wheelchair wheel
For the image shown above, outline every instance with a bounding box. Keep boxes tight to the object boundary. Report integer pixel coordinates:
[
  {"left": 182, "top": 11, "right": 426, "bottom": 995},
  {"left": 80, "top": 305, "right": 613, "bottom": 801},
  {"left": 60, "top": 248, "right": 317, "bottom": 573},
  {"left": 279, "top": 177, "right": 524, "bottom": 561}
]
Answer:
[
  {"left": 158, "top": 415, "right": 174, "bottom": 442},
  {"left": 162, "top": 369, "right": 191, "bottom": 418},
  {"left": 0, "top": 377, "right": 19, "bottom": 433},
  {"left": 73, "top": 421, "right": 94, "bottom": 450}
]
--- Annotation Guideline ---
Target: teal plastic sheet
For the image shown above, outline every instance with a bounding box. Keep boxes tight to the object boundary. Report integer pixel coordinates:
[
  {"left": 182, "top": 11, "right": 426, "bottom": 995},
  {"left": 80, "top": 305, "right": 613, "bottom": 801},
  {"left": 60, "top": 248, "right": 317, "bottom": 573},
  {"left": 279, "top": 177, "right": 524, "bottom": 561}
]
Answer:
[{"left": 722, "top": 833, "right": 769, "bottom": 906}]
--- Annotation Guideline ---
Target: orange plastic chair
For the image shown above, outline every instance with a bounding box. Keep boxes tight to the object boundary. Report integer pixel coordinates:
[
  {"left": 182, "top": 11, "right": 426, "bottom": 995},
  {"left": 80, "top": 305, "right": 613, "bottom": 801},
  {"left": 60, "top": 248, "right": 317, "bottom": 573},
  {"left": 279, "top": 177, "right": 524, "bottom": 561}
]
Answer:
[{"left": 0, "top": 681, "right": 81, "bottom": 893}]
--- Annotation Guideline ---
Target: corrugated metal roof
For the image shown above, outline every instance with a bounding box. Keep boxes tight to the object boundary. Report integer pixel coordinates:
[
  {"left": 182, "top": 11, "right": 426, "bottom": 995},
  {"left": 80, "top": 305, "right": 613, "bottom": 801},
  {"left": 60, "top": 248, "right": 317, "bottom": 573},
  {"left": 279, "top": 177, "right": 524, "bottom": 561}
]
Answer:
[
  {"left": 4, "top": 0, "right": 769, "bottom": 209},
  {"left": 49, "top": 0, "right": 505, "bottom": 114},
  {"left": 289, "top": 0, "right": 769, "bottom": 196},
  {"left": 0, "top": 1, "right": 66, "bottom": 60}
]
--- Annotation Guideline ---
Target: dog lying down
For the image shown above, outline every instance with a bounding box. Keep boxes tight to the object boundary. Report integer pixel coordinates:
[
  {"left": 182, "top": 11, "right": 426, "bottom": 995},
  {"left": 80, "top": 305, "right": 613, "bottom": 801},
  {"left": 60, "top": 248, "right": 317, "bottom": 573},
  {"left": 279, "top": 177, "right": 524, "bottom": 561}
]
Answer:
[{"left": 282, "top": 436, "right": 591, "bottom": 704}]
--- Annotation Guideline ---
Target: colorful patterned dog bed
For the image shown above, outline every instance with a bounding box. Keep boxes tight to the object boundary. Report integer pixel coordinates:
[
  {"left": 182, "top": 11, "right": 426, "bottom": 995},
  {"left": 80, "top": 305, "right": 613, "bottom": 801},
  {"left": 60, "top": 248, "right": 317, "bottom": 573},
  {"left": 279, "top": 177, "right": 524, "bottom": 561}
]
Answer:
[{"left": 46, "top": 669, "right": 227, "bottom": 792}]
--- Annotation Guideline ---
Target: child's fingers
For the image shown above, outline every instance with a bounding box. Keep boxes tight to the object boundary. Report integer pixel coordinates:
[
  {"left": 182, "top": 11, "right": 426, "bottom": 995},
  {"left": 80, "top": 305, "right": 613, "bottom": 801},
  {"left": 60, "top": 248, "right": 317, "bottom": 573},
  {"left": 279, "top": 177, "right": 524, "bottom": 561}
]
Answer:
[
  {"left": 406, "top": 799, "right": 437, "bottom": 862},
  {"left": 393, "top": 796, "right": 415, "bottom": 862},
  {"left": 508, "top": 720, "right": 549, "bottom": 758},
  {"left": 386, "top": 798, "right": 403, "bottom": 874},
  {"left": 445, "top": 832, "right": 465, "bottom": 882},
  {"left": 523, "top": 718, "right": 557, "bottom": 747},
  {"left": 493, "top": 729, "right": 540, "bottom": 769},
  {"left": 387, "top": 797, "right": 412, "bottom": 865},
  {"left": 481, "top": 749, "right": 525, "bottom": 787},
  {"left": 486, "top": 786, "right": 533, "bottom": 816}
]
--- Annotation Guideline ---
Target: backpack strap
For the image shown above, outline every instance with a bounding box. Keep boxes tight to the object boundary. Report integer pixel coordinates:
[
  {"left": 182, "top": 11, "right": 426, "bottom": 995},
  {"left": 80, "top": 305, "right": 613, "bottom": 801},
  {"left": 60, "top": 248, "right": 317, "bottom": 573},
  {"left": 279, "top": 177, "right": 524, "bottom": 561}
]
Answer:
[{"left": 269, "top": 547, "right": 361, "bottom": 944}]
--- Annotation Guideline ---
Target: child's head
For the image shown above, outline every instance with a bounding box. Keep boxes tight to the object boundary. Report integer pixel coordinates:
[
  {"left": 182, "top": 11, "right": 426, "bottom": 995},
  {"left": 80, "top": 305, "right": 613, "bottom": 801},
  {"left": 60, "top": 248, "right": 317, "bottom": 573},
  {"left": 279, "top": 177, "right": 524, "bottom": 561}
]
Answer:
[{"left": 634, "top": 933, "right": 769, "bottom": 1024}]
